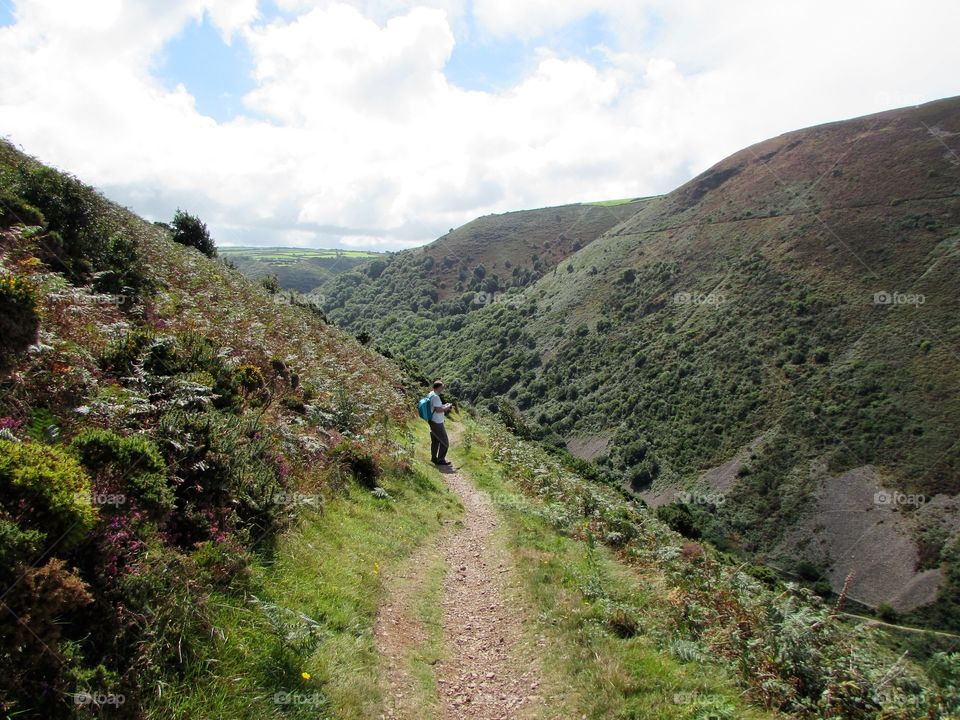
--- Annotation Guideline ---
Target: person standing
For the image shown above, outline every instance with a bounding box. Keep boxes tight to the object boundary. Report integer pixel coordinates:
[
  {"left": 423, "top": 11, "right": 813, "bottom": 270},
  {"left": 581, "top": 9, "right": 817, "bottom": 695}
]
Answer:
[{"left": 427, "top": 380, "right": 453, "bottom": 466}]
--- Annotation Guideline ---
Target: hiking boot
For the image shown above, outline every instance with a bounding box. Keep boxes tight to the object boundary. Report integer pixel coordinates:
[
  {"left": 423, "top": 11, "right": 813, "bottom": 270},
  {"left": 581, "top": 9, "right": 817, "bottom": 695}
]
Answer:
[{"left": 436, "top": 460, "right": 452, "bottom": 466}]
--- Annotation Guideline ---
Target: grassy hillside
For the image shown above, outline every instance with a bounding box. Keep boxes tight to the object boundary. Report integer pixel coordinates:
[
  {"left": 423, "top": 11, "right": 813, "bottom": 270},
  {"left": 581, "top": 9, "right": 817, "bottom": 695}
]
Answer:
[
  {"left": 218, "top": 247, "right": 384, "bottom": 294},
  {"left": 321, "top": 97, "right": 960, "bottom": 627},
  {"left": 320, "top": 199, "right": 648, "bottom": 325},
  {"left": 1, "top": 135, "right": 959, "bottom": 720},
  {"left": 0, "top": 139, "right": 414, "bottom": 717}
]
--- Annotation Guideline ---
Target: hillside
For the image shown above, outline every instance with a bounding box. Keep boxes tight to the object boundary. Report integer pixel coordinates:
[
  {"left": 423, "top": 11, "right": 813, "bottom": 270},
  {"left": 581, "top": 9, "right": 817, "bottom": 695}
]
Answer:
[
  {"left": 320, "top": 199, "right": 647, "bottom": 327},
  {"left": 0, "top": 139, "right": 412, "bottom": 716},
  {"left": 1, "top": 133, "right": 958, "bottom": 720},
  {"left": 323, "top": 97, "right": 960, "bottom": 627},
  {"left": 218, "top": 246, "right": 383, "bottom": 294}
]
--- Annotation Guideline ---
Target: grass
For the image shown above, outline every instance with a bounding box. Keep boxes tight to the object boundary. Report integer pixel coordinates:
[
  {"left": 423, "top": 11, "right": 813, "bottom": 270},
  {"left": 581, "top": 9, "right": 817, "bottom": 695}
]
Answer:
[
  {"left": 144, "top": 446, "right": 461, "bottom": 720},
  {"left": 447, "top": 415, "right": 777, "bottom": 720}
]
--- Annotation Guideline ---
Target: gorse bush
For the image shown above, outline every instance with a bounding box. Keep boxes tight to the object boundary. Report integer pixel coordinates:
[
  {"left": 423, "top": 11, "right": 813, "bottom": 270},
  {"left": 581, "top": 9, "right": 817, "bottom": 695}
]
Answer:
[
  {"left": 0, "top": 439, "right": 98, "bottom": 551},
  {"left": 0, "top": 558, "right": 94, "bottom": 714},
  {"left": 0, "top": 274, "right": 39, "bottom": 371},
  {"left": 71, "top": 428, "right": 175, "bottom": 517},
  {"left": 17, "top": 165, "right": 98, "bottom": 279},
  {"left": 0, "top": 515, "right": 43, "bottom": 570}
]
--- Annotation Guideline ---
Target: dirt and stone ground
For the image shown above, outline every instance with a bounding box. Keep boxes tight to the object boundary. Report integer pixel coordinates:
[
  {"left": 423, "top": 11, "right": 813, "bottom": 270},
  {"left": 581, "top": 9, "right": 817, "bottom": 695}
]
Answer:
[{"left": 375, "top": 463, "right": 544, "bottom": 719}]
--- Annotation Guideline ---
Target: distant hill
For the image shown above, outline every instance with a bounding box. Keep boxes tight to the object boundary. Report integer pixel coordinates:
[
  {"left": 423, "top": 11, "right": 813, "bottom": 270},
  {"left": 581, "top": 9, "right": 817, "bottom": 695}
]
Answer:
[
  {"left": 318, "top": 199, "right": 648, "bottom": 323},
  {"left": 218, "top": 246, "right": 384, "bottom": 293},
  {"left": 323, "top": 96, "right": 960, "bottom": 627}
]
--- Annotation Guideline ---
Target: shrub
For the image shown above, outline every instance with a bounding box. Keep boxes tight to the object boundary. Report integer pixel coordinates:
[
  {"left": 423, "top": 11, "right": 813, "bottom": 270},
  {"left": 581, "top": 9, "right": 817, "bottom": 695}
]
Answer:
[
  {"left": 498, "top": 399, "right": 533, "bottom": 439},
  {"left": 17, "top": 166, "right": 98, "bottom": 280},
  {"left": 0, "top": 558, "right": 94, "bottom": 713},
  {"left": 234, "top": 363, "right": 265, "bottom": 393},
  {"left": 0, "top": 514, "right": 43, "bottom": 571},
  {"left": 171, "top": 209, "right": 216, "bottom": 258},
  {"left": 155, "top": 410, "right": 282, "bottom": 544},
  {"left": 0, "top": 274, "right": 39, "bottom": 370},
  {"left": 70, "top": 429, "right": 174, "bottom": 517},
  {"left": 656, "top": 502, "right": 701, "bottom": 539},
  {"left": 876, "top": 602, "right": 898, "bottom": 623},
  {"left": 331, "top": 438, "right": 380, "bottom": 489},
  {"left": 15, "top": 166, "right": 152, "bottom": 297},
  {"left": 0, "top": 190, "right": 45, "bottom": 228},
  {"left": 260, "top": 273, "right": 279, "bottom": 294},
  {"left": 0, "top": 440, "right": 97, "bottom": 550},
  {"left": 141, "top": 332, "right": 244, "bottom": 410},
  {"left": 100, "top": 328, "right": 154, "bottom": 375}
]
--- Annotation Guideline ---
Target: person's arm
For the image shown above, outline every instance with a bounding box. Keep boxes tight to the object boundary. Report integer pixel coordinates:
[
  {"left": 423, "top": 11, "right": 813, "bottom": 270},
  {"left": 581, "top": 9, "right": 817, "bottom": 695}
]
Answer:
[{"left": 431, "top": 395, "right": 453, "bottom": 414}]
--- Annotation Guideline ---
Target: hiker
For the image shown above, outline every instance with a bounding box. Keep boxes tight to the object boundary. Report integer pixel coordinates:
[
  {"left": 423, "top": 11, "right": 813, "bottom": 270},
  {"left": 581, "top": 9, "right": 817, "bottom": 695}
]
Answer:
[{"left": 422, "top": 380, "right": 453, "bottom": 466}]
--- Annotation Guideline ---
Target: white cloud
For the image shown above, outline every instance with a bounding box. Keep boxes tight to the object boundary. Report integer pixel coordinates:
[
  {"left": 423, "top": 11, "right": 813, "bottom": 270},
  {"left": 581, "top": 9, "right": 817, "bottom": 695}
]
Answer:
[{"left": 1, "top": 0, "right": 959, "bottom": 251}]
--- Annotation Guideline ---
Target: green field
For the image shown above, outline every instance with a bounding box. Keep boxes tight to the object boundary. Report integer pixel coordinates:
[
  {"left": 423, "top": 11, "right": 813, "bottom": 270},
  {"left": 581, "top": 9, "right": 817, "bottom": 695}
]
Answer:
[{"left": 219, "top": 246, "right": 386, "bottom": 292}]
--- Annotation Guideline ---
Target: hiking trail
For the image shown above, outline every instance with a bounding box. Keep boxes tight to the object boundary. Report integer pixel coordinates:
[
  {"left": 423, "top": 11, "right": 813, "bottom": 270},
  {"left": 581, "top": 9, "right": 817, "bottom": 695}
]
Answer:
[{"left": 375, "top": 454, "right": 544, "bottom": 719}]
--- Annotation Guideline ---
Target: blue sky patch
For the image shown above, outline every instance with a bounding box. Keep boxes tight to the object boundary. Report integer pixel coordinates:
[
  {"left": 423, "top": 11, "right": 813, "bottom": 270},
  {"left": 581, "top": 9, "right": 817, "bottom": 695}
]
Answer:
[
  {"left": 446, "top": 34, "right": 533, "bottom": 92},
  {"left": 0, "top": 1, "right": 15, "bottom": 27},
  {"left": 153, "top": 12, "right": 256, "bottom": 123}
]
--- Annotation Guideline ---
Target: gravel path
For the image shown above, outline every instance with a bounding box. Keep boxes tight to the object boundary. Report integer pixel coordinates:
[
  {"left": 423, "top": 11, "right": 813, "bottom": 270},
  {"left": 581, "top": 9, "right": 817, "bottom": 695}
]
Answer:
[
  {"left": 434, "top": 468, "right": 541, "bottom": 719},
  {"left": 376, "top": 463, "right": 542, "bottom": 719}
]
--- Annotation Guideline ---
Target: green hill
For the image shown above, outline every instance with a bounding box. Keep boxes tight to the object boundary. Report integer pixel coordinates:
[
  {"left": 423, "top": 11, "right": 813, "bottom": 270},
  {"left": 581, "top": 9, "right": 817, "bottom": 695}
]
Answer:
[
  {"left": 319, "top": 97, "right": 960, "bottom": 628},
  {"left": 320, "top": 199, "right": 648, "bottom": 320}
]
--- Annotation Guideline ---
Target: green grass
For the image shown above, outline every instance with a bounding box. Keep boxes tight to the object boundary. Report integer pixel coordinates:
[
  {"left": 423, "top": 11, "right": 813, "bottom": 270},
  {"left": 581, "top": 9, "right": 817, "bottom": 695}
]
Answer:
[
  {"left": 447, "top": 416, "right": 776, "bottom": 720},
  {"left": 145, "top": 452, "right": 460, "bottom": 720}
]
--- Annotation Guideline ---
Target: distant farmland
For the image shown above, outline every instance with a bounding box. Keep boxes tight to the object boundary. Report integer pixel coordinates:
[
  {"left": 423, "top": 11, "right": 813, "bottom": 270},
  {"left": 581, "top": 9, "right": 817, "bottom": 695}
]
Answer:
[{"left": 219, "top": 246, "right": 385, "bottom": 292}]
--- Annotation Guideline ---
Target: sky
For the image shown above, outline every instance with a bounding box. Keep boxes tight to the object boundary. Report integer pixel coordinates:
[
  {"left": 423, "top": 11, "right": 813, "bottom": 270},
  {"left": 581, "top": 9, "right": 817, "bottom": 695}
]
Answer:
[{"left": 0, "top": 1, "right": 958, "bottom": 250}]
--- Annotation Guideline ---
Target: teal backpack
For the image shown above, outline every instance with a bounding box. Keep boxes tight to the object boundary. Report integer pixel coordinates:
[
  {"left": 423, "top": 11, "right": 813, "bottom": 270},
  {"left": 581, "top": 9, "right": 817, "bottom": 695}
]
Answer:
[{"left": 417, "top": 396, "right": 432, "bottom": 422}]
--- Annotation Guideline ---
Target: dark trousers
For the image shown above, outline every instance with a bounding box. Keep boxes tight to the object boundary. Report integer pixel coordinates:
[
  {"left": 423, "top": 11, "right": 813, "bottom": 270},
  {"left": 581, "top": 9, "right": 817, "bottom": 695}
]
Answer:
[{"left": 429, "top": 421, "right": 449, "bottom": 462}]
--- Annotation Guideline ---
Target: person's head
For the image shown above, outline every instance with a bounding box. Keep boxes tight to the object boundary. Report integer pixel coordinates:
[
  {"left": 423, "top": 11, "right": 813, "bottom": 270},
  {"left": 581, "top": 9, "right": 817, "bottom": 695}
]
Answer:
[{"left": 432, "top": 380, "right": 444, "bottom": 392}]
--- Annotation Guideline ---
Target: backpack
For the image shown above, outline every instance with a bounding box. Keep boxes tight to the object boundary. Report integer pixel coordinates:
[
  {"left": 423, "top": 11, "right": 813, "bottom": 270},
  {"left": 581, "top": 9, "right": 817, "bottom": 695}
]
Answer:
[{"left": 417, "top": 396, "right": 432, "bottom": 422}]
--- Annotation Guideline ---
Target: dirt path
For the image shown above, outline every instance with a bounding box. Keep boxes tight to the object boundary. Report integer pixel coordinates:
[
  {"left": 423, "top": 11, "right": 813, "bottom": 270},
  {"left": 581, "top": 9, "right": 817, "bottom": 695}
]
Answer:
[{"left": 376, "top": 463, "right": 542, "bottom": 720}]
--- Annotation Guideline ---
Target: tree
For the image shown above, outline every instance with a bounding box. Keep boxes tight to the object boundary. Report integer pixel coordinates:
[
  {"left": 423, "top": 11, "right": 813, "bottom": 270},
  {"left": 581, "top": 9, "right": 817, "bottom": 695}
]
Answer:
[{"left": 171, "top": 209, "right": 216, "bottom": 258}]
